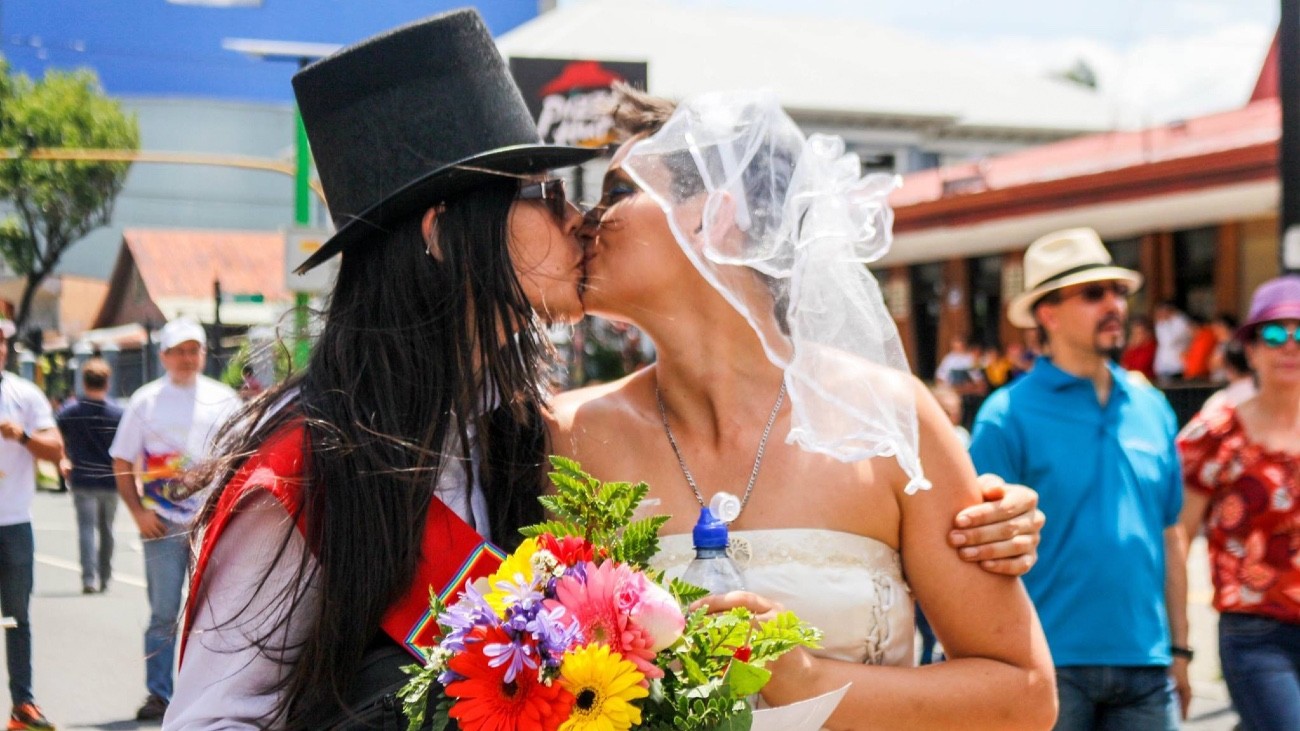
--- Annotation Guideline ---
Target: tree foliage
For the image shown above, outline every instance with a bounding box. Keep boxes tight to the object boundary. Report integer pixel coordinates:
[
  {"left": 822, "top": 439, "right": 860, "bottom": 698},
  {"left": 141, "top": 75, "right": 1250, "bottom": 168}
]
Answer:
[
  {"left": 0, "top": 56, "right": 139, "bottom": 351},
  {"left": 1053, "top": 58, "right": 1099, "bottom": 90}
]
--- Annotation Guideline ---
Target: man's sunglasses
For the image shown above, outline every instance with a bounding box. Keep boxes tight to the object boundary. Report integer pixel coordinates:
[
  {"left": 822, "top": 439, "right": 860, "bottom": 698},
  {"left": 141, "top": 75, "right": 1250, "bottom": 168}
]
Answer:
[
  {"left": 517, "top": 179, "right": 570, "bottom": 221},
  {"left": 1256, "top": 322, "right": 1300, "bottom": 348},
  {"left": 1064, "top": 281, "right": 1131, "bottom": 303}
]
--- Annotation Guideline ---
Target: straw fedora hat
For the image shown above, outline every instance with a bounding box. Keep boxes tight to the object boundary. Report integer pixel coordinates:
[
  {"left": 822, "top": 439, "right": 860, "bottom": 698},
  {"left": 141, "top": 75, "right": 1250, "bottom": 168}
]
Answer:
[
  {"left": 1006, "top": 228, "right": 1144, "bottom": 329},
  {"left": 291, "top": 9, "right": 601, "bottom": 274}
]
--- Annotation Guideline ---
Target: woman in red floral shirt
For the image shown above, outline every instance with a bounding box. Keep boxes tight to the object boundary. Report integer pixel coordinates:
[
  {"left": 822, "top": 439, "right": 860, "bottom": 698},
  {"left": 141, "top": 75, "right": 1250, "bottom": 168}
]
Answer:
[{"left": 1176, "top": 274, "right": 1300, "bottom": 731}]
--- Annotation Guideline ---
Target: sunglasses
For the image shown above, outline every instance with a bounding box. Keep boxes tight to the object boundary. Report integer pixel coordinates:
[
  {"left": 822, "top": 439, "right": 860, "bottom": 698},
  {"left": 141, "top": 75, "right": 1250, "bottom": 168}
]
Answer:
[
  {"left": 517, "top": 179, "right": 570, "bottom": 221},
  {"left": 1256, "top": 322, "right": 1300, "bottom": 348},
  {"left": 1064, "top": 281, "right": 1131, "bottom": 303}
]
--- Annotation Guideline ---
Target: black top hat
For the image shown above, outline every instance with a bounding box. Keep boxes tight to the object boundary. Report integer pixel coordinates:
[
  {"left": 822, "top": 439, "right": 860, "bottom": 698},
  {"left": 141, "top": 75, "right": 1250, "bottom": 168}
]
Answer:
[{"left": 292, "top": 8, "right": 600, "bottom": 273}]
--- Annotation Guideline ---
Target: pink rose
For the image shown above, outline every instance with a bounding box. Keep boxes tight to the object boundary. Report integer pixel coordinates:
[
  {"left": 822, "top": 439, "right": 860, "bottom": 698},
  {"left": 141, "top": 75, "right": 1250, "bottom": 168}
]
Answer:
[{"left": 627, "top": 577, "right": 685, "bottom": 652}]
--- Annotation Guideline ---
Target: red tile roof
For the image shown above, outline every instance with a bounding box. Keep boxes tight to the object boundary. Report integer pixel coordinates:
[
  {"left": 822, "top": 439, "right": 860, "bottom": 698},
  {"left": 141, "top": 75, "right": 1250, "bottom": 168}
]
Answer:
[
  {"left": 1251, "top": 30, "right": 1279, "bottom": 103},
  {"left": 121, "top": 228, "right": 289, "bottom": 302}
]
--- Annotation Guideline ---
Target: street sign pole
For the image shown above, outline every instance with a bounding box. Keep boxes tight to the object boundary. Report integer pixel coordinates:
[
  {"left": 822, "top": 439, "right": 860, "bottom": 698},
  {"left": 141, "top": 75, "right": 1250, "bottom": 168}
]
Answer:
[{"left": 293, "top": 102, "right": 312, "bottom": 369}]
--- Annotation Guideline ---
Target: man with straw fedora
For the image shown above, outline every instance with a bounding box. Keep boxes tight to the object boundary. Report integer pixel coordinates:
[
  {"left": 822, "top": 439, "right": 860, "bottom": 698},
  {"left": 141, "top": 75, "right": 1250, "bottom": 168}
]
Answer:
[{"left": 970, "top": 228, "right": 1191, "bottom": 730}]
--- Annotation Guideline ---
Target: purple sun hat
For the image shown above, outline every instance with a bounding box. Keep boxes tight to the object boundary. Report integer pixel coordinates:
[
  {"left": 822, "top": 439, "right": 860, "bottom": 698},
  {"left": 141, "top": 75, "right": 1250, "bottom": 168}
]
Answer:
[{"left": 1237, "top": 275, "right": 1300, "bottom": 341}]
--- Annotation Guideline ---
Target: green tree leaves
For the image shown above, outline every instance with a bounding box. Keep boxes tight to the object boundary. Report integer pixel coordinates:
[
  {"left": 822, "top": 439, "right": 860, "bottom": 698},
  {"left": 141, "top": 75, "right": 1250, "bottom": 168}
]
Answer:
[{"left": 0, "top": 56, "right": 139, "bottom": 342}]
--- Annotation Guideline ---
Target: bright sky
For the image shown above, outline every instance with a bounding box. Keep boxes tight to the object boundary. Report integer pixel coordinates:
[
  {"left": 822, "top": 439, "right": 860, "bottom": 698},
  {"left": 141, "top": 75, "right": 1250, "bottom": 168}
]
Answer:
[{"left": 651, "top": 0, "right": 1279, "bottom": 126}]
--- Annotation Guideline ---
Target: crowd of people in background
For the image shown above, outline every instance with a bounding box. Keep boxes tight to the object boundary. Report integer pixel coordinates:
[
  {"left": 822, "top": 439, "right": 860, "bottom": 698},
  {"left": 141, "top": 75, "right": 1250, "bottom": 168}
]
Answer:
[
  {"left": 0, "top": 316, "right": 251, "bottom": 728},
  {"left": 936, "top": 298, "right": 1258, "bottom": 431},
  {"left": 926, "top": 226, "right": 1300, "bottom": 731}
]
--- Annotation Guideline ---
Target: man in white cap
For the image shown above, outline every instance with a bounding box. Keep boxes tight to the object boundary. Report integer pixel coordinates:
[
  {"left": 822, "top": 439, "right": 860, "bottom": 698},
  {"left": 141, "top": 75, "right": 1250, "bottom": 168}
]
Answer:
[
  {"left": 0, "top": 320, "right": 61, "bottom": 729},
  {"left": 110, "top": 317, "right": 238, "bottom": 721},
  {"left": 969, "top": 228, "right": 1190, "bottom": 730}
]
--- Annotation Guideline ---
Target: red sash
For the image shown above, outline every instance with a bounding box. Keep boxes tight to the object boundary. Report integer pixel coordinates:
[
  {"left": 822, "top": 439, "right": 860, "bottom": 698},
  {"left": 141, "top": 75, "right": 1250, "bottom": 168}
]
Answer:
[{"left": 182, "top": 423, "right": 504, "bottom": 664}]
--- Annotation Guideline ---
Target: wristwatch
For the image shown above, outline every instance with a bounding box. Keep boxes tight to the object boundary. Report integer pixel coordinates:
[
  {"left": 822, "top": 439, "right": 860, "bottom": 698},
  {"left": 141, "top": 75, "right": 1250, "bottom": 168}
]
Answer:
[{"left": 1170, "top": 645, "right": 1194, "bottom": 661}]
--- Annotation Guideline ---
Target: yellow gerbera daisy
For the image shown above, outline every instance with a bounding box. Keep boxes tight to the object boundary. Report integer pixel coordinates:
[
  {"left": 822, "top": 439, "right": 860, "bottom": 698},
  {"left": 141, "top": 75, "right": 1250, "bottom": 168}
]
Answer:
[
  {"left": 483, "top": 537, "right": 539, "bottom": 616},
  {"left": 558, "top": 643, "right": 649, "bottom": 731}
]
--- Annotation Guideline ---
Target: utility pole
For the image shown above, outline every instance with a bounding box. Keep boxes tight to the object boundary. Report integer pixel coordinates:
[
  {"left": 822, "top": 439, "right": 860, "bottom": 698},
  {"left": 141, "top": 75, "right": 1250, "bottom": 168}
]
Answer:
[
  {"left": 1280, "top": 0, "right": 1300, "bottom": 272},
  {"left": 213, "top": 278, "right": 223, "bottom": 376}
]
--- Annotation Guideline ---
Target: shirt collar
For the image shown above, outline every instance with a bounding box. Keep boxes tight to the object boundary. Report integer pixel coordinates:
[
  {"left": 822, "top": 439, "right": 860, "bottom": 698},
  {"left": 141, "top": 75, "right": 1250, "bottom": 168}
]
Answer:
[{"left": 1032, "top": 356, "right": 1132, "bottom": 398}]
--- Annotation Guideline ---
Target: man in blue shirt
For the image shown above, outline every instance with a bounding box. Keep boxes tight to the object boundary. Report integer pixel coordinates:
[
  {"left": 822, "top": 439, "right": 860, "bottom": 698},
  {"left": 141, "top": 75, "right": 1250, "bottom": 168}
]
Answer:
[
  {"left": 970, "top": 228, "right": 1190, "bottom": 731},
  {"left": 56, "top": 358, "right": 123, "bottom": 594}
]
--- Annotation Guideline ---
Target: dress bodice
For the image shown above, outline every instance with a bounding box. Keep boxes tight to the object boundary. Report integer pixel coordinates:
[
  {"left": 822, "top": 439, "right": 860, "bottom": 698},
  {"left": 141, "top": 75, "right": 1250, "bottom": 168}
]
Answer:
[{"left": 653, "top": 529, "right": 915, "bottom": 667}]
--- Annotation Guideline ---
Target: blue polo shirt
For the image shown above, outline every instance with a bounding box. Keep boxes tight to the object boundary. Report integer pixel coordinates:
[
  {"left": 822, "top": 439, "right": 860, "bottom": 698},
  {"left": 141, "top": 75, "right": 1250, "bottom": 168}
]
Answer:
[
  {"left": 56, "top": 398, "right": 124, "bottom": 491},
  {"left": 970, "top": 358, "right": 1182, "bottom": 668}
]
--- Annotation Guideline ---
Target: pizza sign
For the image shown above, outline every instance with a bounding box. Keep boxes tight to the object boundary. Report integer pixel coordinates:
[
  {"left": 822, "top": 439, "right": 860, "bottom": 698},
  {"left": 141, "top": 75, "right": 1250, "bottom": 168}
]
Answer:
[{"left": 510, "top": 57, "right": 649, "bottom": 148}]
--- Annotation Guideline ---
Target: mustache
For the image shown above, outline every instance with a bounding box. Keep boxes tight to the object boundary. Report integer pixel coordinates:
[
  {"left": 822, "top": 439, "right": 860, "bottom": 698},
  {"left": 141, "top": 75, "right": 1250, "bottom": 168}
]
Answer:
[{"left": 1096, "top": 315, "right": 1124, "bottom": 333}]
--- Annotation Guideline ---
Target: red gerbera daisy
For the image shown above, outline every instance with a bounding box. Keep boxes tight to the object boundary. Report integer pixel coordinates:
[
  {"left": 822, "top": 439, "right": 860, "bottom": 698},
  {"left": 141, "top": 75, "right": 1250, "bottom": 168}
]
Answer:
[
  {"left": 539, "top": 533, "right": 595, "bottom": 566},
  {"left": 446, "top": 626, "right": 575, "bottom": 731}
]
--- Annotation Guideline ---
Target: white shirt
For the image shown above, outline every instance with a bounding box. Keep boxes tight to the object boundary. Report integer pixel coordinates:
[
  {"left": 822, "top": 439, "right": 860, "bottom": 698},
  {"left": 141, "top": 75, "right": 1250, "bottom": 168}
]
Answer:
[
  {"left": 165, "top": 424, "right": 487, "bottom": 730},
  {"left": 0, "top": 373, "right": 55, "bottom": 526},
  {"left": 1154, "top": 313, "right": 1193, "bottom": 378},
  {"left": 934, "top": 351, "right": 976, "bottom": 385},
  {"left": 109, "top": 375, "right": 239, "bottom": 525}
]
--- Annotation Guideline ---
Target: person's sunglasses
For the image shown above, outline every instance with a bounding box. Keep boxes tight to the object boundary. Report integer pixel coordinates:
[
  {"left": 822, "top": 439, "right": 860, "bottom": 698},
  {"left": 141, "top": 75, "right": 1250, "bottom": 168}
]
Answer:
[
  {"left": 1256, "top": 322, "right": 1300, "bottom": 348},
  {"left": 517, "top": 179, "right": 570, "bottom": 221},
  {"left": 1066, "top": 281, "right": 1131, "bottom": 303}
]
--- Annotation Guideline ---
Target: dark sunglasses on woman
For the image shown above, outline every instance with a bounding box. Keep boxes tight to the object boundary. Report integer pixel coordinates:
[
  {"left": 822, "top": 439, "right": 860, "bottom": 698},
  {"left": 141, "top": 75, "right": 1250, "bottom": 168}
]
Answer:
[
  {"left": 1256, "top": 322, "right": 1300, "bottom": 348},
  {"left": 517, "top": 179, "right": 570, "bottom": 221}
]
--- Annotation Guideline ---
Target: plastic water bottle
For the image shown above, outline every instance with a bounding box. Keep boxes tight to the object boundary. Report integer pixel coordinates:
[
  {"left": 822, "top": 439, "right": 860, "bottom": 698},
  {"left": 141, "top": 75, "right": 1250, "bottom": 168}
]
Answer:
[{"left": 680, "top": 493, "right": 745, "bottom": 594}]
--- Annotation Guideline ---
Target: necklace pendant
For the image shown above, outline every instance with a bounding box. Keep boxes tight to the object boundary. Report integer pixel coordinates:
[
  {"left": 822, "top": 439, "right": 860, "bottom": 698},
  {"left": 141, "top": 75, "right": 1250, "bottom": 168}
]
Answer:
[{"left": 727, "top": 535, "right": 752, "bottom": 569}]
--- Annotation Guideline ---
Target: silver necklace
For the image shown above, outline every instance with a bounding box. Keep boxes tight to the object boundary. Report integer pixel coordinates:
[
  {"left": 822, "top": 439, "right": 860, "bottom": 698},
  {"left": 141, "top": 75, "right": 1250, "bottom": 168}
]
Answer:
[{"left": 655, "top": 377, "right": 787, "bottom": 517}]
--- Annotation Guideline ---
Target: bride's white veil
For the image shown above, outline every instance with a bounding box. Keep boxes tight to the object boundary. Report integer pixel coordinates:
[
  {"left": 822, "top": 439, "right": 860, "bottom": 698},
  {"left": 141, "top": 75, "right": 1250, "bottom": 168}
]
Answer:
[{"left": 622, "top": 90, "right": 930, "bottom": 493}]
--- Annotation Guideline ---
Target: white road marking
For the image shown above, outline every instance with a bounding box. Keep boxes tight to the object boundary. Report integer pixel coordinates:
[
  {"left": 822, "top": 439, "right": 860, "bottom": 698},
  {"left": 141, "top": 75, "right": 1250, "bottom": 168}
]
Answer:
[{"left": 34, "top": 553, "right": 146, "bottom": 588}]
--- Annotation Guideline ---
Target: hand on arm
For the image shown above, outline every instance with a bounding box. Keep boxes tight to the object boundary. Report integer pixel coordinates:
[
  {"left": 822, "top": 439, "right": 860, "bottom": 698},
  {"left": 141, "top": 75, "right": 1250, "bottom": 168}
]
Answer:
[
  {"left": 713, "top": 383, "right": 1057, "bottom": 731},
  {"left": 1168, "top": 489, "right": 1209, "bottom": 721},
  {"left": 114, "top": 457, "right": 165, "bottom": 539},
  {"left": 949, "top": 475, "right": 1045, "bottom": 576}
]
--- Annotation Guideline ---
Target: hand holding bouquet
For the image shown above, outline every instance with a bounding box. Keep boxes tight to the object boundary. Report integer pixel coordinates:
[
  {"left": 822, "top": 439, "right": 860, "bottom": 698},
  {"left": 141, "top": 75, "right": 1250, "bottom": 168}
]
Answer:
[{"left": 399, "top": 457, "right": 822, "bottom": 731}]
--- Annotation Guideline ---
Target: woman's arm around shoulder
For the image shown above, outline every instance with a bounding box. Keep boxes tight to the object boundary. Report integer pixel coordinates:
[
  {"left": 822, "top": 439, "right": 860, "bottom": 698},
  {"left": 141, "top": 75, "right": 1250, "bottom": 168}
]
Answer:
[{"left": 898, "top": 376, "right": 1056, "bottom": 729}]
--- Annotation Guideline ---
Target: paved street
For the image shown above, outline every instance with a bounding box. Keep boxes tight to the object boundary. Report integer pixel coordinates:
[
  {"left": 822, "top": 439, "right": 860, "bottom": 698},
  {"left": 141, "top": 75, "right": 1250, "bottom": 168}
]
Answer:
[
  {"left": 0, "top": 489, "right": 1245, "bottom": 729},
  {"left": 8, "top": 490, "right": 158, "bottom": 730}
]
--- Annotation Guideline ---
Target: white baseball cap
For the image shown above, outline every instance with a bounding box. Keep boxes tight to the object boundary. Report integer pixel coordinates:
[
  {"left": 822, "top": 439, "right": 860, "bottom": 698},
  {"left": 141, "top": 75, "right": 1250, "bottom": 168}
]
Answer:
[
  {"left": 159, "top": 318, "right": 206, "bottom": 351},
  {"left": 0, "top": 320, "right": 13, "bottom": 339}
]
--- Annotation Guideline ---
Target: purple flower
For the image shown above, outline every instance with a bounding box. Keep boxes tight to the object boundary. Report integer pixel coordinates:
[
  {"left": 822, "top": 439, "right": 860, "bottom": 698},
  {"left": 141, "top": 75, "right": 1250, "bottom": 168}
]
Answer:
[
  {"left": 528, "top": 604, "right": 582, "bottom": 665},
  {"left": 438, "top": 583, "right": 497, "bottom": 653},
  {"left": 483, "top": 637, "right": 538, "bottom": 683},
  {"left": 495, "top": 575, "right": 544, "bottom": 612}
]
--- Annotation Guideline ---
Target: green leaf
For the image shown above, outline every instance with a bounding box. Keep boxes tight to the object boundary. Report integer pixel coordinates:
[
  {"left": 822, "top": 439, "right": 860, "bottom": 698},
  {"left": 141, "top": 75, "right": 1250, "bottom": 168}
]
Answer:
[
  {"left": 670, "top": 577, "right": 709, "bottom": 606},
  {"left": 706, "top": 702, "right": 753, "bottom": 731},
  {"left": 611, "top": 514, "right": 670, "bottom": 565},
  {"left": 748, "top": 610, "right": 823, "bottom": 664},
  {"left": 724, "top": 660, "right": 771, "bottom": 698},
  {"left": 519, "top": 519, "right": 582, "bottom": 539},
  {"left": 0, "top": 62, "right": 138, "bottom": 330}
]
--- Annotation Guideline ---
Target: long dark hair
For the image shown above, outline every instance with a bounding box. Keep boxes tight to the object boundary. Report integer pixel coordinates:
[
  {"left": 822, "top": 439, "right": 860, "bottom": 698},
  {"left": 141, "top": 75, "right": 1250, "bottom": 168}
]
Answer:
[{"left": 190, "top": 177, "right": 549, "bottom": 728}]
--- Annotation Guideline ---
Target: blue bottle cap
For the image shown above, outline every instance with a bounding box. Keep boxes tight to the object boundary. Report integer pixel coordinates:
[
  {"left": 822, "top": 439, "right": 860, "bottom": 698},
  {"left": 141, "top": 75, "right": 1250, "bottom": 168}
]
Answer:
[{"left": 692, "top": 506, "right": 729, "bottom": 550}]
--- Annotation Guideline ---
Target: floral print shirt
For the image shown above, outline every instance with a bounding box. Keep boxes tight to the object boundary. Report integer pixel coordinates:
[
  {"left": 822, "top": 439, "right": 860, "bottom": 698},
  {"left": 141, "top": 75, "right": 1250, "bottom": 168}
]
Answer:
[{"left": 1178, "top": 403, "right": 1300, "bottom": 622}]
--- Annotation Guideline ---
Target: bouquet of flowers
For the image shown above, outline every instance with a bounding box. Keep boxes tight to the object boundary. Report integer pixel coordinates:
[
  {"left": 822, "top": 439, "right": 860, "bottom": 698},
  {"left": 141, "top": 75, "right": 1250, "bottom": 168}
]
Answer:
[{"left": 399, "top": 456, "right": 822, "bottom": 731}]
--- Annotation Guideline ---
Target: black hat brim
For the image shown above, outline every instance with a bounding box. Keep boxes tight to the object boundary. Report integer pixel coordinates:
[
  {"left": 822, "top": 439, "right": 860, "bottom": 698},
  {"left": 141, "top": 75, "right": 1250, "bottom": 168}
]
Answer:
[{"left": 295, "top": 143, "right": 603, "bottom": 274}]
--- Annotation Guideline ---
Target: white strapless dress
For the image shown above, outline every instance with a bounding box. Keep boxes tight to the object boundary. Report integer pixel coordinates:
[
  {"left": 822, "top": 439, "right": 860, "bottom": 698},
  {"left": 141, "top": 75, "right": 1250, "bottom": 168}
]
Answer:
[{"left": 652, "top": 529, "right": 916, "bottom": 667}]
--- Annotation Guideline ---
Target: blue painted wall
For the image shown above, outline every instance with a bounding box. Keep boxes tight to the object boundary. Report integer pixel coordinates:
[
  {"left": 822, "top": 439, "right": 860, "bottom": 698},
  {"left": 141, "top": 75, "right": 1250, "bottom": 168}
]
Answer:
[{"left": 2, "top": 0, "right": 538, "bottom": 101}]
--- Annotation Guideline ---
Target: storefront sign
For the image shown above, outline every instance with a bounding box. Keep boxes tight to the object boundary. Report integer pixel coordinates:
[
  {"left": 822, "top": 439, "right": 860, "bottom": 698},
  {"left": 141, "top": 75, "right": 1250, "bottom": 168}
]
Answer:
[{"left": 509, "top": 57, "right": 649, "bottom": 147}]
